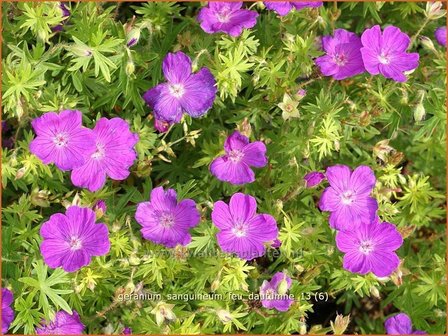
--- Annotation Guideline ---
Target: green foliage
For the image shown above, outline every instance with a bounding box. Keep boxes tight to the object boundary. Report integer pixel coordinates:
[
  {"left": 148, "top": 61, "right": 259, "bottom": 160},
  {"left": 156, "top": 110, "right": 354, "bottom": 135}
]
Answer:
[{"left": 2, "top": 1, "right": 446, "bottom": 335}]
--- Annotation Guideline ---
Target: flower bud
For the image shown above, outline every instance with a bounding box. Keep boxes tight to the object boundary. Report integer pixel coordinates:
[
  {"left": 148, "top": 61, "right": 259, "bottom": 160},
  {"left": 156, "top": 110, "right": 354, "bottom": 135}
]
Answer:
[
  {"left": 370, "top": 286, "right": 380, "bottom": 299},
  {"left": 125, "top": 60, "right": 135, "bottom": 76},
  {"left": 330, "top": 314, "right": 350, "bottom": 335},
  {"left": 425, "top": 2, "right": 446, "bottom": 20},
  {"left": 216, "top": 309, "right": 232, "bottom": 323},
  {"left": 277, "top": 278, "right": 289, "bottom": 295},
  {"left": 126, "top": 28, "right": 141, "bottom": 48},
  {"left": 15, "top": 167, "right": 26, "bottom": 180},
  {"left": 93, "top": 200, "right": 107, "bottom": 219},
  {"left": 414, "top": 103, "right": 426, "bottom": 122},
  {"left": 211, "top": 279, "right": 220, "bottom": 292},
  {"left": 420, "top": 36, "right": 436, "bottom": 52}
]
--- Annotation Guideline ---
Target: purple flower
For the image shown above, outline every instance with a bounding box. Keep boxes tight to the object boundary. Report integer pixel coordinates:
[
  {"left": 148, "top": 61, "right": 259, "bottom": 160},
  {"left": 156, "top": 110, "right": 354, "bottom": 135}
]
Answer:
[
  {"left": 435, "top": 26, "right": 446, "bottom": 47},
  {"left": 304, "top": 171, "right": 325, "bottom": 188},
  {"left": 260, "top": 272, "right": 294, "bottom": 312},
  {"left": 52, "top": 3, "right": 70, "bottom": 32},
  {"left": 264, "top": 2, "right": 322, "bottom": 16},
  {"left": 360, "top": 25, "right": 420, "bottom": 82},
  {"left": 36, "top": 310, "right": 85, "bottom": 335},
  {"left": 70, "top": 117, "right": 139, "bottom": 192},
  {"left": 94, "top": 200, "right": 107, "bottom": 216},
  {"left": 135, "top": 187, "right": 200, "bottom": 248},
  {"left": 143, "top": 52, "right": 217, "bottom": 123},
  {"left": 154, "top": 118, "right": 170, "bottom": 133},
  {"left": 40, "top": 206, "right": 111, "bottom": 272},
  {"left": 197, "top": 2, "right": 258, "bottom": 37},
  {"left": 2, "top": 288, "right": 14, "bottom": 334},
  {"left": 211, "top": 193, "right": 278, "bottom": 260},
  {"left": 30, "top": 110, "right": 96, "bottom": 171},
  {"left": 271, "top": 238, "right": 282, "bottom": 248},
  {"left": 123, "top": 327, "right": 132, "bottom": 334},
  {"left": 385, "top": 313, "right": 427, "bottom": 335},
  {"left": 336, "top": 219, "right": 403, "bottom": 277},
  {"left": 210, "top": 131, "right": 267, "bottom": 185},
  {"left": 319, "top": 165, "right": 378, "bottom": 230},
  {"left": 315, "top": 29, "right": 365, "bottom": 80}
]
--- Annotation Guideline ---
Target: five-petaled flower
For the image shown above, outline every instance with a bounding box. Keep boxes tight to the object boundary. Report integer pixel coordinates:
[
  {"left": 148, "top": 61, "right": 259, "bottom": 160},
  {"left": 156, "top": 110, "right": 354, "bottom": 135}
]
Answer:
[
  {"left": 335, "top": 218, "right": 403, "bottom": 277},
  {"left": 197, "top": 2, "right": 259, "bottom": 37},
  {"left": 384, "top": 313, "right": 427, "bottom": 335},
  {"left": 210, "top": 131, "right": 267, "bottom": 185},
  {"left": 70, "top": 117, "right": 139, "bottom": 192},
  {"left": 315, "top": 29, "right": 366, "bottom": 80},
  {"left": 264, "top": 1, "right": 322, "bottom": 16},
  {"left": 40, "top": 206, "right": 111, "bottom": 272},
  {"left": 360, "top": 25, "right": 419, "bottom": 82},
  {"left": 319, "top": 165, "right": 378, "bottom": 230},
  {"left": 143, "top": 51, "right": 217, "bottom": 124},
  {"left": 36, "top": 310, "right": 85, "bottom": 335},
  {"left": 211, "top": 193, "right": 278, "bottom": 260},
  {"left": 135, "top": 187, "right": 200, "bottom": 248},
  {"left": 30, "top": 110, "right": 96, "bottom": 171}
]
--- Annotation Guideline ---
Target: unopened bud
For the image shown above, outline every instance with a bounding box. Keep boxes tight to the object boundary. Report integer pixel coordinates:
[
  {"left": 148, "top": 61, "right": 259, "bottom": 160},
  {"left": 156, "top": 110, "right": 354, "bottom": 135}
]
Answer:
[
  {"left": 126, "top": 28, "right": 141, "bottom": 47},
  {"left": 420, "top": 36, "right": 436, "bottom": 52},
  {"left": 425, "top": 1, "right": 446, "bottom": 20},
  {"left": 125, "top": 60, "right": 135, "bottom": 76},
  {"left": 370, "top": 286, "right": 380, "bottom": 299},
  {"left": 414, "top": 103, "right": 426, "bottom": 122},
  {"left": 15, "top": 167, "right": 26, "bottom": 180},
  {"left": 216, "top": 309, "right": 232, "bottom": 323},
  {"left": 277, "top": 278, "right": 289, "bottom": 295}
]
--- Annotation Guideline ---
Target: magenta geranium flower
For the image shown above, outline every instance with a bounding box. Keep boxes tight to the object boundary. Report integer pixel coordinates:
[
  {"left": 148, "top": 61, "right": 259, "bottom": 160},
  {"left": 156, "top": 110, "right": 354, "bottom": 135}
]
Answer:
[
  {"left": 210, "top": 131, "right": 267, "bottom": 185},
  {"left": 2, "top": 288, "right": 14, "bottom": 334},
  {"left": 385, "top": 313, "right": 426, "bottom": 335},
  {"left": 319, "top": 165, "right": 378, "bottom": 230},
  {"left": 304, "top": 171, "right": 325, "bottom": 188},
  {"left": 30, "top": 110, "right": 96, "bottom": 171},
  {"left": 70, "top": 117, "right": 139, "bottom": 192},
  {"left": 197, "top": 2, "right": 258, "bottom": 37},
  {"left": 315, "top": 29, "right": 365, "bottom": 80},
  {"left": 435, "top": 26, "right": 446, "bottom": 47},
  {"left": 52, "top": 3, "right": 70, "bottom": 32},
  {"left": 135, "top": 187, "right": 200, "bottom": 248},
  {"left": 211, "top": 193, "right": 278, "bottom": 260},
  {"left": 336, "top": 219, "right": 403, "bottom": 277},
  {"left": 143, "top": 51, "right": 217, "bottom": 124},
  {"left": 360, "top": 25, "right": 420, "bottom": 82},
  {"left": 260, "top": 272, "right": 294, "bottom": 312},
  {"left": 40, "top": 206, "right": 110, "bottom": 272},
  {"left": 36, "top": 310, "right": 85, "bottom": 335},
  {"left": 264, "top": 1, "right": 322, "bottom": 16}
]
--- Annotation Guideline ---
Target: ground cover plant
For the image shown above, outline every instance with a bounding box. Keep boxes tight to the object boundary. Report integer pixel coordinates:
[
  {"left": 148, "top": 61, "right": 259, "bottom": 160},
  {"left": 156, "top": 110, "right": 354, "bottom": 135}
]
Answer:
[{"left": 1, "top": 1, "right": 447, "bottom": 334}]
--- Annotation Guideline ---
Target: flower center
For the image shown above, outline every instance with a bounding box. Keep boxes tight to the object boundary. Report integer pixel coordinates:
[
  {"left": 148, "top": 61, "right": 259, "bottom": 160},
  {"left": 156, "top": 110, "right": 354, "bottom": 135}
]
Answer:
[
  {"left": 53, "top": 132, "right": 69, "bottom": 148},
  {"left": 160, "top": 213, "right": 175, "bottom": 228},
  {"left": 264, "top": 288, "right": 275, "bottom": 299},
  {"left": 216, "top": 8, "right": 232, "bottom": 23},
  {"left": 378, "top": 52, "right": 390, "bottom": 65},
  {"left": 228, "top": 149, "right": 244, "bottom": 163},
  {"left": 232, "top": 222, "right": 248, "bottom": 238},
  {"left": 334, "top": 53, "right": 348, "bottom": 66},
  {"left": 340, "top": 190, "right": 355, "bottom": 205},
  {"left": 91, "top": 143, "right": 105, "bottom": 160},
  {"left": 359, "top": 240, "right": 375, "bottom": 255},
  {"left": 169, "top": 84, "right": 185, "bottom": 98},
  {"left": 69, "top": 236, "right": 83, "bottom": 251}
]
